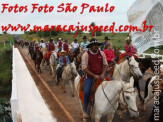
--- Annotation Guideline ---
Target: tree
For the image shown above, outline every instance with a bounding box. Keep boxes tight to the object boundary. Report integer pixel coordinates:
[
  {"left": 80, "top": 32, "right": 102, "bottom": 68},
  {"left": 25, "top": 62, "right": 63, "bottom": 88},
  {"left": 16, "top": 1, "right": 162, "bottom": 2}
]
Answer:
[{"left": 2, "top": 31, "right": 7, "bottom": 35}]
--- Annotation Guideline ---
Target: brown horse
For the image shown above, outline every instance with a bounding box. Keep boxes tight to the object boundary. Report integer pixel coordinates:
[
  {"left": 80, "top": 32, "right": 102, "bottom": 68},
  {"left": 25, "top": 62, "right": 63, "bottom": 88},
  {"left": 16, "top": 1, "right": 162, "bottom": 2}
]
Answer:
[{"left": 33, "top": 50, "right": 43, "bottom": 73}]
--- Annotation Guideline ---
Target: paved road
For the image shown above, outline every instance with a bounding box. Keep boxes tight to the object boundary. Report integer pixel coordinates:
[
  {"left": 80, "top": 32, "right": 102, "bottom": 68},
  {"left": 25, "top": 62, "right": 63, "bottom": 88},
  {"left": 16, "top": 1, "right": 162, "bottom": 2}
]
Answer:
[{"left": 19, "top": 46, "right": 154, "bottom": 122}]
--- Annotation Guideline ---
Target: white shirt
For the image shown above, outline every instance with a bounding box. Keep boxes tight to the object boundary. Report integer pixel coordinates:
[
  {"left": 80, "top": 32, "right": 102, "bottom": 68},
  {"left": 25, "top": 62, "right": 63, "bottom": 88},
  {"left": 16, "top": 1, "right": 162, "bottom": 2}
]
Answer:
[
  {"left": 71, "top": 42, "right": 79, "bottom": 48},
  {"left": 40, "top": 43, "right": 46, "bottom": 48}
]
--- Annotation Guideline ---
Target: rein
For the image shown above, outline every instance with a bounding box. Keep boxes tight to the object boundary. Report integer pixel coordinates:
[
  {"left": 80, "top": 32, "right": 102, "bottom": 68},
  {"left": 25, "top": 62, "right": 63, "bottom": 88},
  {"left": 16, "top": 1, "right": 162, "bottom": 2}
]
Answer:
[
  {"left": 119, "top": 87, "right": 139, "bottom": 115},
  {"left": 127, "top": 61, "right": 140, "bottom": 79},
  {"left": 101, "top": 82, "right": 139, "bottom": 116}
]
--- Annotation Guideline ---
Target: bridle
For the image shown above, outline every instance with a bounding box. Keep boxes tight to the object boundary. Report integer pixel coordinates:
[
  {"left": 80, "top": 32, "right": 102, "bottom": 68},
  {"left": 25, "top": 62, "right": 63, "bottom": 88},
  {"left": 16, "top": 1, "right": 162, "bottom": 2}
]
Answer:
[
  {"left": 127, "top": 60, "right": 140, "bottom": 79},
  {"left": 118, "top": 87, "right": 139, "bottom": 115},
  {"left": 101, "top": 83, "right": 139, "bottom": 116},
  {"left": 115, "top": 58, "right": 141, "bottom": 79}
]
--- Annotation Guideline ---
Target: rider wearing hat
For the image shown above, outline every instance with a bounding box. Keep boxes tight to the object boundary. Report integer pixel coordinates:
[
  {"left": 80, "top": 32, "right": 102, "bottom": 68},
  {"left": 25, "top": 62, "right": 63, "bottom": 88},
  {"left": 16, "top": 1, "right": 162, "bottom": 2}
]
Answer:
[
  {"left": 100, "top": 36, "right": 110, "bottom": 51},
  {"left": 82, "top": 38, "right": 108, "bottom": 118},
  {"left": 57, "top": 38, "right": 63, "bottom": 52},
  {"left": 56, "top": 50, "right": 70, "bottom": 85}
]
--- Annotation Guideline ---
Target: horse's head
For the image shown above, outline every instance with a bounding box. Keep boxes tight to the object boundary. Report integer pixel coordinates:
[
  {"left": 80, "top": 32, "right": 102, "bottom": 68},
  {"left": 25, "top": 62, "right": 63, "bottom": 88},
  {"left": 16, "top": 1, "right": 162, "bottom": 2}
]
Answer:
[
  {"left": 120, "top": 77, "right": 139, "bottom": 119},
  {"left": 127, "top": 56, "right": 143, "bottom": 79},
  {"left": 52, "top": 51, "right": 58, "bottom": 61},
  {"left": 69, "top": 62, "right": 78, "bottom": 77}
]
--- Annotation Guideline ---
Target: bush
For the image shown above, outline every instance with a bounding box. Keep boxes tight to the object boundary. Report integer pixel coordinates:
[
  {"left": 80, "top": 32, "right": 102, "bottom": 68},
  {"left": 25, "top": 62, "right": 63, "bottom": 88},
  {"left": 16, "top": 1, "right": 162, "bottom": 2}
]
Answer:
[{"left": 0, "top": 98, "right": 12, "bottom": 122}]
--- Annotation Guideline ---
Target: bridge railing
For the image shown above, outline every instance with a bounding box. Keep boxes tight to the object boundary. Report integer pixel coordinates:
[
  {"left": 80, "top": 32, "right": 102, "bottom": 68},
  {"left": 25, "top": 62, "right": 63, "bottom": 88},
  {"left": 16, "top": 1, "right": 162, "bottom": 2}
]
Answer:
[{"left": 119, "top": 50, "right": 163, "bottom": 62}]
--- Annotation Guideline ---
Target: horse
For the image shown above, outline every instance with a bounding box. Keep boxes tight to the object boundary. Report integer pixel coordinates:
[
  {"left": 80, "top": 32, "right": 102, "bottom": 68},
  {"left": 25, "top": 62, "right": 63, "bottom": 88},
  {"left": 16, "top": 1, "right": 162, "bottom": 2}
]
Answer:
[
  {"left": 112, "top": 56, "right": 143, "bottom": 82},
  {"left": 41, "top": 47, "right": 48, "bottom": 66},
  {"left": 61, "top": 62, "right": 78, "bottom": 97},
  {"left": 28, "top": 43, "right": 34, "bottom": 60},
  {"left": 33, "top": 50, "right": 43, "bottom": 73},
  {"left": 134, "top": 58, "right": 157, "bottom": 101},
  {"left": 94, "top": 77, "right": 139, "bottom": 122},
  {"left": 74, "top": 75, "right": 139, "bottom": 121},
  {"left": 49, "top": 50, "right": 58, "bottom": 79},
  {"left": 142, "top": 72, "right": 163, "bottom": 112}
]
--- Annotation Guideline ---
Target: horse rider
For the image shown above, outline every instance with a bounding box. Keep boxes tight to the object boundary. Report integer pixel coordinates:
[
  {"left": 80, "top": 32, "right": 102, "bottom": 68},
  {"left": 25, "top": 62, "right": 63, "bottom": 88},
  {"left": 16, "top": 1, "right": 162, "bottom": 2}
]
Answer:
[
  {"left": 47, "top": 39, "right": 55, "bottom": 59},
  {"left": 82, "top": 38, "right": 108, "bottom": 118},
  {"left": 80, "top": 36, "right": 90, "bottom": 53},
  {"left": 62, "top": 39, "right": 69, "bottom": 52},
  {"left": 57, "top": 38, "right": 63, "bottom": 52},
  {"left": 56, "top": 50, "right": 70, "bottom": 85},
  {"left": 124, "top": 37, "right": 138, "bottom": 58},
  {"left": 100, "top": 36, "right": 110, "bottom": 51},
  {"left": 39, "top": 38, "right": 46, "bottom": 49},
  {"left": 71, "top": 38, "right": 79, "bottom": 53},
  {"left": 103, "top": 42, "right": 115, "bottom": 64},
  {"left": 34, "top": 41, "right": 39, "bottom": 52}
]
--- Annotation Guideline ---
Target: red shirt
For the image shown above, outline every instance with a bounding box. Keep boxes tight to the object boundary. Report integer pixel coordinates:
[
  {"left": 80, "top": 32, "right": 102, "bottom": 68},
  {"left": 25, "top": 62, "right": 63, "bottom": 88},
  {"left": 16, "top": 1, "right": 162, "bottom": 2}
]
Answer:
[
  {"left": 35, "top": 46, "right": 39, "bottom": 51},
  {"left": 48, "top": 43, "right": 55, "bottom": 52},
  {"left": 124, "top": 44, "right": 136, "bottom": 56},
  {"left": 63, "top": 43, "right": 69, "bottom": 52},
  {"left": 87, "top": 50, "right": 103, "bottom": 75},
  {"left": 58, "top": 41, "right": 63, "bottom": 48},
  {"left": 63, "top": 57, "right": 66, "bottom": 65},
  {"left": 104, "top": 49, "right": 115, "bottom": 63}
]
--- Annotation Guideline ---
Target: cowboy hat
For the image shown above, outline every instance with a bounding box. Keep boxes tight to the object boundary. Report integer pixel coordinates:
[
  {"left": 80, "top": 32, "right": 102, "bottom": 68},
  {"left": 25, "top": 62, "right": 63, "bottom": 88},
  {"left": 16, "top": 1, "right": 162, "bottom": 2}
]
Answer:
[
  {"left": 60, "top": 50, "right": 66, "bottom": 53},
  {"left": 86, "top": 38, "right": 102, "bottom": 48},
  {"left": 104, "top": 36, "right": 110, "bottom": 40},
  {"left": 58, "top": 38, "right": 61, "bottom": 40},
  {"left": 82, "top": 36, "right": 87, "bottom": 39}
]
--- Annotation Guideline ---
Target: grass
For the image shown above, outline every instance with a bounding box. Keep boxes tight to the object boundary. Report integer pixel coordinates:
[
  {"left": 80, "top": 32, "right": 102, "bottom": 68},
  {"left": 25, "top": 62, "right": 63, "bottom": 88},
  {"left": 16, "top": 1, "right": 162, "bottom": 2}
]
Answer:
[{"left": 0, "top": 35, "right": 13, "bottom": 98}]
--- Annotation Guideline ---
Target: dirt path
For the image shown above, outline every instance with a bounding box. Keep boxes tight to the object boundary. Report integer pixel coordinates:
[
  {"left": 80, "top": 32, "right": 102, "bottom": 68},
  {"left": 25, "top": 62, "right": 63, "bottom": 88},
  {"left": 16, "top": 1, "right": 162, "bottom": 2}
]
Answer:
[{"left": 18, "top": 46, "right": 154, "bottom": 122}]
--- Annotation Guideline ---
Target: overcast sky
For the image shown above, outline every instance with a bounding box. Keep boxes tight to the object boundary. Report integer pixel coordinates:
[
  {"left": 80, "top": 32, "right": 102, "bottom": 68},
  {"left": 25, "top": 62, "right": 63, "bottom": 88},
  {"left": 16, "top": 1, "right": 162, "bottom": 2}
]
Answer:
[{"left": 0, "top": 0, "right": 135, "bottom": 34}]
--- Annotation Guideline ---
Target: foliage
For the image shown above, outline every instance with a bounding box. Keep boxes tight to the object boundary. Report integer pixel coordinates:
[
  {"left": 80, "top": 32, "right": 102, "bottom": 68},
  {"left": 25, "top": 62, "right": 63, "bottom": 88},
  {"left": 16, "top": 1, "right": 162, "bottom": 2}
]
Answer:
[{"left": 0, "top": 98, "right": 12, "bottom": 122}]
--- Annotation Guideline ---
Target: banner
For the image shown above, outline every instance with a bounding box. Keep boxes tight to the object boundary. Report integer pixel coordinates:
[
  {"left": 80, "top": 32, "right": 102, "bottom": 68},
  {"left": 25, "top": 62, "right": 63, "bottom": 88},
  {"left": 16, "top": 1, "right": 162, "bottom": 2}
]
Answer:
[{"left": 127, "top": 0, "right": 163, "bottom": 55}]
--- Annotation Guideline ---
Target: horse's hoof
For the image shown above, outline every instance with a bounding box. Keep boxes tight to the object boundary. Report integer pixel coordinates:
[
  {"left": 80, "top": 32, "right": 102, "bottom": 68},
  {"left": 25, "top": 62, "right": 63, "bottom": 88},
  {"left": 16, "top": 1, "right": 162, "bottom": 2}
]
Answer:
[
  {"left": 63, "top": 90, "right": 66, "bottom": 93},
  {"left": 72, "top": 94, "right": 75, "bottom": 97}
]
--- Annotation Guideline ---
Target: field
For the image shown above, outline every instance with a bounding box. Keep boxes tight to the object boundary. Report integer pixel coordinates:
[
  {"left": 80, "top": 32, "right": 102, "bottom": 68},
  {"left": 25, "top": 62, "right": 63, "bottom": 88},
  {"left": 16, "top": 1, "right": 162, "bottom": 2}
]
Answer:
[{"left": 21, "top": 33, "right": 163, "bottom": 54}]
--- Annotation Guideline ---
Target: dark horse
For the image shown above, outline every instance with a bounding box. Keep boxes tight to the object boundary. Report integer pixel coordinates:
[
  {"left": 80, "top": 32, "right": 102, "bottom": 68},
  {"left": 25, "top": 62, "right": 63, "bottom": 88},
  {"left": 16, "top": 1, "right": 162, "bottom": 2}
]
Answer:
[
  {"left": 33, "top": 50, "right": 43, "bottom": 73},
  {"left": 28, "top": 42, "right": 34, "bottom": 59},
  {"left": 134, "top": 58, "right": 159, "bottom": 101}
]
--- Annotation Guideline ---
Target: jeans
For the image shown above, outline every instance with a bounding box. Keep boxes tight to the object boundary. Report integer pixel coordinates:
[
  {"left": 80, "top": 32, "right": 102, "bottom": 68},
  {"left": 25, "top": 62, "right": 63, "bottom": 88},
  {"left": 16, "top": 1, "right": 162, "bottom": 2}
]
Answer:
[{"left": 84, "top": 77, "right": 93, "bottom": 113}]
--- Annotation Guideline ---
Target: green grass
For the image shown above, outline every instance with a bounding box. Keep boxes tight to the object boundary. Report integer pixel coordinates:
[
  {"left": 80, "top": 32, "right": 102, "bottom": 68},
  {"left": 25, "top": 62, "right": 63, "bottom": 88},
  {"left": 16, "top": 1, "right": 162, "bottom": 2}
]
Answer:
[{"left": 0, "top": 35, "right": 13, "bottom": 97}]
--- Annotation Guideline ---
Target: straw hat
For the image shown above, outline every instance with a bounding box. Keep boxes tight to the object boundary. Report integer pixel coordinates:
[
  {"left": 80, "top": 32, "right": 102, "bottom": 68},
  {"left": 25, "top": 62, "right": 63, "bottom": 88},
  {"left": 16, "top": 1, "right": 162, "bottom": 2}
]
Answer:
[{"left": 60, "top": 50, "right": 66, "bottom": 53}]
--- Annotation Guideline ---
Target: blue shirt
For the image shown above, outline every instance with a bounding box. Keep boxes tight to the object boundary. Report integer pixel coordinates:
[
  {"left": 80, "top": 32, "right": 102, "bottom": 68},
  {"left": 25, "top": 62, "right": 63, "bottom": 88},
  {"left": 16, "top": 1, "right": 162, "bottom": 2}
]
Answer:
[{"left": 58, "top": 56, "right": 70, "bottom": 67}]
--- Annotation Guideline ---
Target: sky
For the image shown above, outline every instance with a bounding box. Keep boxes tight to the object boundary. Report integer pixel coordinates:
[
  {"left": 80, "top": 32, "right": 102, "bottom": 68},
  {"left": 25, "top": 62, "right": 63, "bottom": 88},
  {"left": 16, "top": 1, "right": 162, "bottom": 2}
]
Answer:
[{"left": 0, "top": 0, "right": 136, "bottom": 34}]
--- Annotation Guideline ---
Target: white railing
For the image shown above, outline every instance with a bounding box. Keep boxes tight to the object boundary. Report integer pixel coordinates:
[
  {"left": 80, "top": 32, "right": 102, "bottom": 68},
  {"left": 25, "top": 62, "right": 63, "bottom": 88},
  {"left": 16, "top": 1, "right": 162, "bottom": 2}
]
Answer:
[
  {"left": 10, "top": 46, "right": 19, "bottom": 122},
  {"left": 10, "top": 46, "right": 56, "bottom": 122},
  {"left": 119, "top": 50, "right": 163, "bottom": 62}
]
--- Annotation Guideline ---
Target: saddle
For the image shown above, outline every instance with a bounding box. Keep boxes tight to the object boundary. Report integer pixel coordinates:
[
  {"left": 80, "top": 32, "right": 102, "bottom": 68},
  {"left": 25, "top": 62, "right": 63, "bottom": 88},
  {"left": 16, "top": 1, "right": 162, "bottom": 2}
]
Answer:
[
  {"left": 107, "top": 62, "right": 115, "bottom": 77},
  {"left": 60, "top": 66, "right": 66, "bottom": 78},
  {"left": 78, "top": 76, "right": 111, "bottom": 104}
]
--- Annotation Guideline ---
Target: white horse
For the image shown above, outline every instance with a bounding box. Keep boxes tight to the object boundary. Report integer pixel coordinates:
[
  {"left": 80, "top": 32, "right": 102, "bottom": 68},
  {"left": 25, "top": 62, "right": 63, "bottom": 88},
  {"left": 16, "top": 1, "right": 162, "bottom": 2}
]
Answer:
[
  {"left": 49, "top": 50, "right": 58, "bottom": 79},
  {"left": 94, "top": 77, "right": 139, "bottom": 122},
  {"left": 112, "top": 56, "right": 143, "bottom": 81},
  {"left": 61, "top": 62, "right": 78, "bottom": 96}
]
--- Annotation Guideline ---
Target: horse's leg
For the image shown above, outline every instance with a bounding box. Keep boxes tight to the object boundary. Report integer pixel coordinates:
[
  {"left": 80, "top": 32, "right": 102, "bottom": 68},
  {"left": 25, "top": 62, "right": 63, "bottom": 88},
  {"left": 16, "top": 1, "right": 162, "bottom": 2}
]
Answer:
[
  {"left": 49, "top": 65, "right": 52, "bottom": 75},
  {"left": 134, "top": 78, "right": 143, "bottom": 102},
  {"left": 69, "top": 80, "right": 74, "bottom": 97},
  {"left": 52, "top": 66, "right": 56, "bottom": 79},
  {"left": 107, "top": 103, "right": 118, "bottom": 122}
]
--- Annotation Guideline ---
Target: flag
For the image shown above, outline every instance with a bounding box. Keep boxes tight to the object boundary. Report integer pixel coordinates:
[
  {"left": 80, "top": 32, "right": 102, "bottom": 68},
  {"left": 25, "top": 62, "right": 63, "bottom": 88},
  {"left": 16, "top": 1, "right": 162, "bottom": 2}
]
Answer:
[{"left": 127, "top": 0, "right": 163, "bottom": 55}]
